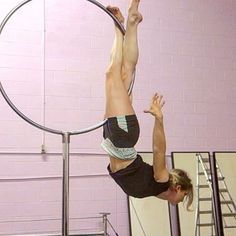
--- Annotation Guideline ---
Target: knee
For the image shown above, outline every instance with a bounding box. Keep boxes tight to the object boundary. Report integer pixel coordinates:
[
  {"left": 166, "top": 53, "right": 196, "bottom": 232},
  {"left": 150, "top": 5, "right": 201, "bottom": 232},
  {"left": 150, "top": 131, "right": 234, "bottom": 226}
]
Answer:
[
  {"left": 105, "top": 68, "right": 123, "bottom": 93},
  {"left": 105, "top": 69, "right": 116, "bottom": 89},
  {"left": 106, "top": 64, "right": 121, "bottom": 79},
  {"left": 105, "top": 68, "right": 115, "bottom": 83},
  {"left": 122, "top": 65, "right": 134, "bottom": 78}
]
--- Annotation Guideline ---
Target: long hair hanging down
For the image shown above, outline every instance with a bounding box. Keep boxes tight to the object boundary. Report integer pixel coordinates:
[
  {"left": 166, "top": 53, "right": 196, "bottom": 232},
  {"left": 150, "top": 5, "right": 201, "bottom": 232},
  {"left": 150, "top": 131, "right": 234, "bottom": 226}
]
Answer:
[{"left": 169, "top": 169, "right": 194, "bottom": 211}]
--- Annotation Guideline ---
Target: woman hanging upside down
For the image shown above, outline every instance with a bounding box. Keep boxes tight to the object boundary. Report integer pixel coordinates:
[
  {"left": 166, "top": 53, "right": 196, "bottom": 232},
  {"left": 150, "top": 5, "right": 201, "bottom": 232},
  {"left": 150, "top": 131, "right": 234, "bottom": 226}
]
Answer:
[{"left": 102, "top": 0, "right": 193, "bottom": 210}]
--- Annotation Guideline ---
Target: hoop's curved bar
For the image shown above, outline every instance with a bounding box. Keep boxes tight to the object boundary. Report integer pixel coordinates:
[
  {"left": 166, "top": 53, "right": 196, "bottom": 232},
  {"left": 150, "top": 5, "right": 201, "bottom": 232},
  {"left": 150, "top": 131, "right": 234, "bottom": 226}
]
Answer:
[
  {"left": 0, "top": 0, "right": 136, "bottom": 136},
  {"left": 0, "top": 0, "right": 64, "bottom": 135},
  {"left": 86, "top": 0, "right": 125, "bottom": 33},
  {"left": 0, "top": 0, "right": 32, "bottom": 35},
  {"left": 0, "top": 83, "right": 63, "bottom": 135},
  {"left": 70, "top": 0, "right": 136, "bottom": 135},
  {"left": 85, "top": 0, "right": 135, "bottom": 95}
]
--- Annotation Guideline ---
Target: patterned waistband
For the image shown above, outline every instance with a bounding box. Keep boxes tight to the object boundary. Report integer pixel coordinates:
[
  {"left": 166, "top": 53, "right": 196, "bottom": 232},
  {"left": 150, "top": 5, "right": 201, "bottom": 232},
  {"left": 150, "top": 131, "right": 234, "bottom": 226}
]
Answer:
[{"left": 101, "top": 138, "right": 137, "bottom": 160}]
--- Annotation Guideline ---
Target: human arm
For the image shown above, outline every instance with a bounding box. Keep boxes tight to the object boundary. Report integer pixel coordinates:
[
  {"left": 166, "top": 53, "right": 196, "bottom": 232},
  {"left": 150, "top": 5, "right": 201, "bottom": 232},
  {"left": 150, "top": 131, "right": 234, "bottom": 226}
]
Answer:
[{"left": 144, "top": 93, "right": 169, "bottom": 182}]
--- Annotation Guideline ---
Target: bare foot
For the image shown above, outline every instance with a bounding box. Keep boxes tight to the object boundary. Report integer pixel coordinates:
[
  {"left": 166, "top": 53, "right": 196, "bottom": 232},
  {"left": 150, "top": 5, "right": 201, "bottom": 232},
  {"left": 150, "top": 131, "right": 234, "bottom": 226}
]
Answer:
[
  {"left": 106, "top": 6, "right": 125, "bottom": 24},
  {"left": 128, "top": 0, "right": 143, "bottom": 25},
  {"left": 129, "top": 0, "right": 141, "bottom": 10}
]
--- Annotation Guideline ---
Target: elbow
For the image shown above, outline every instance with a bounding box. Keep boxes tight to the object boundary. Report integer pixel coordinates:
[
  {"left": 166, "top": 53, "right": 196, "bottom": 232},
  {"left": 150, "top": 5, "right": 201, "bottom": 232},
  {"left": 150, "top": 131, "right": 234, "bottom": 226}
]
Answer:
[
  {"left": 153, "top": 169, "right": 169, "bottom": 183},
  {"left": 154, "top": 174, "right": 162, "bottom": 182}
]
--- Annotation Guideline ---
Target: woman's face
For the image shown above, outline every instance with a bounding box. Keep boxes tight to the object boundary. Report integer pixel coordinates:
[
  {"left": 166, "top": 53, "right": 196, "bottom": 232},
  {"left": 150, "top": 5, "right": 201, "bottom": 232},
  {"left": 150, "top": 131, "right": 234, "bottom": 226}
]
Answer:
[{"left": 168, "top": 185, "right": 188, "bottom": 205}]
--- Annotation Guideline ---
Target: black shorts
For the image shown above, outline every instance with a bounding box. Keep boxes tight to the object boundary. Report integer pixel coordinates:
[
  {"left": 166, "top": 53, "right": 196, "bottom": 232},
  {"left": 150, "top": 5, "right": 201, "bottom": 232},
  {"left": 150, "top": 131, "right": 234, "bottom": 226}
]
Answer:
[{"left": 103, "top": 114, "right": 140, "bottom": 148}]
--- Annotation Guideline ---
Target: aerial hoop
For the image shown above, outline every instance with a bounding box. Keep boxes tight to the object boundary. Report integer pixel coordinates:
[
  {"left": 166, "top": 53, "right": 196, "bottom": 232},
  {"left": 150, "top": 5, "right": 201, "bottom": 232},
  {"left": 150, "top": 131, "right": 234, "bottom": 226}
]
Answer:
[
  {"left": 0, "top": 0, "right": 135, "bottom": 136},
  {"left": 0, "top": 1, "right": 136, "bottom": 236}
]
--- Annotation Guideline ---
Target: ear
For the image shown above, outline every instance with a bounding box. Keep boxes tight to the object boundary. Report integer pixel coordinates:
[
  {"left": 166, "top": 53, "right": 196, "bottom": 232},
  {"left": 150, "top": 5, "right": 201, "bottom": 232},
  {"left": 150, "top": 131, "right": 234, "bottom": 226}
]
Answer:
[{"left": 176, "top": 185, "right": 182, "bottom": 192}]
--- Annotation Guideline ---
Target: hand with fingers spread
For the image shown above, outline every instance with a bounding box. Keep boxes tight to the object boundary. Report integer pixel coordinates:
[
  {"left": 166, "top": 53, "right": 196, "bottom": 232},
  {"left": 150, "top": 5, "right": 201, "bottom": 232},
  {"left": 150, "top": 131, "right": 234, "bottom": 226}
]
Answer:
[{"left": 144, "top": 93, "right": 165, "bottom": 120}]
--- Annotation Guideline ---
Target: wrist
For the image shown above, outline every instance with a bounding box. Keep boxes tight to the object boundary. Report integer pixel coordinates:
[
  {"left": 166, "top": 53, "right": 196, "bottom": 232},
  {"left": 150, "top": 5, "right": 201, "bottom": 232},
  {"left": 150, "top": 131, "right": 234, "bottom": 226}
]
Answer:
[{"left": 155, "top": 115, "right": 163, "bottom": 122}]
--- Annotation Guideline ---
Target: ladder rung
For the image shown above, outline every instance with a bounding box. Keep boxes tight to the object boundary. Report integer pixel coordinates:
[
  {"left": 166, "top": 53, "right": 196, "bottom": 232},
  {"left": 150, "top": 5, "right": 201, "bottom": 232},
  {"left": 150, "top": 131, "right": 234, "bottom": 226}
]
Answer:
[
  {"left": 216, "top": 177, "right": 224, "bottom": 181},
  {"left": 199, "top": 171, "right": 211, "bottom": 175},
  {"left": 198, "top": 173, "right": 224, "bottom": 181},
  {"left": 199, "top": 158, "right": 210, "bottom": 163},
  {"left": 199, "top": 197, "right": 212, "bottom": 201},
  {"left": 199, "top": 210, "right": 213, "bottom": 214},
  {"left": 222, "top": 213, "right": 236, "bottom": 217},
  {"left": 198, "top": 198, "right": 234, "bottom": 205},
  {"left": 199, "top": 184, "right": 210, "bottom": 188},
  {"left": 221, "top": 200, "right": 234, "bottom": 204},
  {"left": 219, "top": 188, "right": 228, "bottom": 192},
  {"left": 208, "top": 177, "right": 225, "bottom": 181},
  {"left": 199, "top": 165, "right": 219, "bottom": 170},
  {"left": 224, "top": 225, "right": 236, "bottom": 228},
  {"left": 197, "top": 223, "right": 214, "bottom": 227}
]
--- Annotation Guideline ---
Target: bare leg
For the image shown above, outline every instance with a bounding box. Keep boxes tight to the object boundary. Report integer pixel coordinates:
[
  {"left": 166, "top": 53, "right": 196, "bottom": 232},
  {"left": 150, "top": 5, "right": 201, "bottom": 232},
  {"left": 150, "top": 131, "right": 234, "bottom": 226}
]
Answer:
[
  {"left": 105, "top": 6, "right": 135, "bottom": 119},
  {"left": 122, "top": 0, "right": 143, "bottom": 91},
  {"left": 106, "top": 6, "right": 124, "bottom": 67},
  {"left": 104, "top": 6, "right": 136, "bottom": 171}
]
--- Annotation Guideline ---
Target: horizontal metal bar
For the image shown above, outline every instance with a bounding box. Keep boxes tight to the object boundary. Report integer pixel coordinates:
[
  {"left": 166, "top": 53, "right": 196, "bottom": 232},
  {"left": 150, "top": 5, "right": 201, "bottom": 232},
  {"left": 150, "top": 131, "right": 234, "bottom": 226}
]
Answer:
[
  {"left": 0, "top": 215, "right": 106, "bottom": 224},
  {"left": 221, "top": 200, "right": 234, "bottom": 204},
  {"left": 199, "top": 171, "right": 211, "bottom": 175},
  {"left": 6, "top": 233, "right": 104, "bottom": 236},
  {"left": 199, "top": 158, "right": 210, "bottom": 163},
  {"left": 222, "top": 213, "right": 236, "bottom": 217},
  {"left": 199, "top": 210, "right": 213, "bottom": 214},
  {"left": 0, "top": 172, "right": 108, "bottom": 182},
  {"left": 199, "top": 184, "right": 209, "bottom": 188},
  {"left": 199, "top": 197, "right": 212, "bottom": 201},
  {"left": 219, "top": 188, "right": 228, "bottom": 192},
  {"left": 0, "top": 151, "right": 106, "bottom": 156},
  {"left": 224, "top": 226, "right": 236, "bottom": 228},
  {"left": 0, "top": 83, "right": 63, "bottom": 135},
  {"left": 199, "top": 199, "right": 234, "bottom": 204},
  {"left": 213, "top": 177, "right": 224, "bottom": 181},
  {"left": 196, "top": 223, "right": 214, "bottom": 227}
]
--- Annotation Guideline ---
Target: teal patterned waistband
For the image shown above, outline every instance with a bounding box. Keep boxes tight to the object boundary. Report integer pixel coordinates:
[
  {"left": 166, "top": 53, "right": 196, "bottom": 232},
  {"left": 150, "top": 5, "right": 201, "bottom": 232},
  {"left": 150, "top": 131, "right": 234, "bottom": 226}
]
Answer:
[{"left": 101, "top": 138, "right": 137, "bottom": 160}]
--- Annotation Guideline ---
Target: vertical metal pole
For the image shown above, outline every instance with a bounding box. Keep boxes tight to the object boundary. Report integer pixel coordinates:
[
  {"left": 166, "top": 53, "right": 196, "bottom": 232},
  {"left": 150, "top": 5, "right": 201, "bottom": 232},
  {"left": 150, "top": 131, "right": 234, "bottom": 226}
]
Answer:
[
  {"left": 195, "top": 154, "right": 200, "bottom": 236},
  {"left": 209, "top": 154, "right": 224, "bottom": 236},
  {"left": 168, "top": 154, "right": 181, "bottom": 236},
  {"left": 62, "top": 132, "right": 70, "bottom": 236},
  {"left": 168, "top": 204, "right": 181, "bottom": 236},
  {"left": 103, "top": 214, "right": 107, "bottom": 236},
  {"left": 100, "top": 212, "right": 110, "bottom": 236}
]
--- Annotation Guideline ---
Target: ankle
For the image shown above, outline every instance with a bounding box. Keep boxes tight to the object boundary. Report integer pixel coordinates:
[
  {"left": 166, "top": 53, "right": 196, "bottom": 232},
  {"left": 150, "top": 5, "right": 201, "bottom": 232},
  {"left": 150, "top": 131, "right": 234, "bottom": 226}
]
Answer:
[{"left": 127, "top": 12, "right": 143, "bottom": 25}]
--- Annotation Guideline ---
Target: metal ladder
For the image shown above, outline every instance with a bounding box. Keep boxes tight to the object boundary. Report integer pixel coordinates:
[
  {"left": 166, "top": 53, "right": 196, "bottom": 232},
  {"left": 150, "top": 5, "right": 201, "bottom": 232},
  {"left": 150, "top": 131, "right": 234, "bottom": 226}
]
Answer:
[{"left": 194, "top": 153, "right": 236, "bottom": 236}]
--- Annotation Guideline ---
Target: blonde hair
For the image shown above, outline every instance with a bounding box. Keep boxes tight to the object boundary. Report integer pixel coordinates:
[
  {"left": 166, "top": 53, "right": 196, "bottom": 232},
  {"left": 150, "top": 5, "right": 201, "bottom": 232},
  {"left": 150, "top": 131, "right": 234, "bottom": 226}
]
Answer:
[{"left": 169, "top": 169, "right": 193, "bottom": 211}]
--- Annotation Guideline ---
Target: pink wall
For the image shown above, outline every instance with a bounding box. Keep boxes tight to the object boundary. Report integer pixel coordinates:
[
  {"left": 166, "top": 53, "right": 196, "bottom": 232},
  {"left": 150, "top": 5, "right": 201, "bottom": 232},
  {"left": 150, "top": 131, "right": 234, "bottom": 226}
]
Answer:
[{"left": 0, "top": 0, "right": 236, "bottom": 235}]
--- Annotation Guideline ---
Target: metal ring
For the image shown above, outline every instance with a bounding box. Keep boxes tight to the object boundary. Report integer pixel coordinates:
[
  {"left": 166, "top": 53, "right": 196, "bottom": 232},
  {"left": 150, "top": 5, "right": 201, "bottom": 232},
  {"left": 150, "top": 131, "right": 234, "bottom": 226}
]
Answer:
[{"left": 0, "top": 0, "right": 134, "bottom": 135}]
